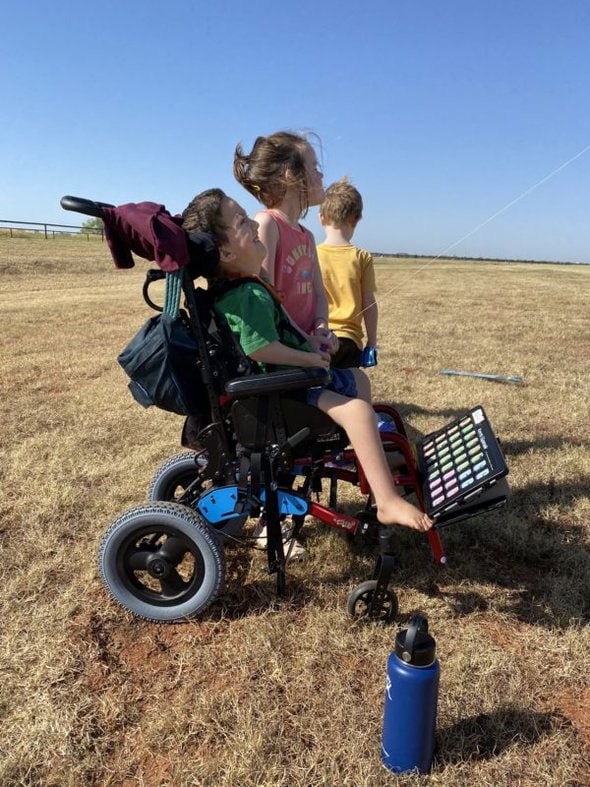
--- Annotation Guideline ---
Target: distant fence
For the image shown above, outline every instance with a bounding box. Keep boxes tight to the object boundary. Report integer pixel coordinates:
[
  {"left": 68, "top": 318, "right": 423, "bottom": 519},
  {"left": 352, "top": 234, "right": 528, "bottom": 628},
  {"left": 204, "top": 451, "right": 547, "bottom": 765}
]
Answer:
[{"left": 0, "top": 218, "right": 104, "bottom": 240}]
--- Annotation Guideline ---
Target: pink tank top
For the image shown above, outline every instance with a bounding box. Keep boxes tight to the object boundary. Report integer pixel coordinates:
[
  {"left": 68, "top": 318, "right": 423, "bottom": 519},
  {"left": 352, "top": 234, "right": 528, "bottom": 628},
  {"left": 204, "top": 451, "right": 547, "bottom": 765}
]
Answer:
[{"left": 260, "top": 209, "right": 318, "bottom": 335}]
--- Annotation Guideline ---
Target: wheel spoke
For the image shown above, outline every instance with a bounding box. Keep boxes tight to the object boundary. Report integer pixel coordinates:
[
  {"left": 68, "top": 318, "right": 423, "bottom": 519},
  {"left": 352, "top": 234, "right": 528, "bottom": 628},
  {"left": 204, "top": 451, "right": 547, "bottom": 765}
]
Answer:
[
  {"left": 159, "top": 568, "right": 190, "bottom": 596},
  {"left": 157, "top": 536, "right": 188, "bottom": 565},
  {"left": 127, "top": 546, "right": 153, "bottom": 571}
]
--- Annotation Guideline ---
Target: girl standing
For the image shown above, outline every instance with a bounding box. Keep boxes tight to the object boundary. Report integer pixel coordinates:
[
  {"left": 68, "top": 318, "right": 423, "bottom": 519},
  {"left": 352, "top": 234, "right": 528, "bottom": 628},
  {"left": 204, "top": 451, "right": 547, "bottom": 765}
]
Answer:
[{"left": 233, "top": 131, "right": 337, "bottom": 351}]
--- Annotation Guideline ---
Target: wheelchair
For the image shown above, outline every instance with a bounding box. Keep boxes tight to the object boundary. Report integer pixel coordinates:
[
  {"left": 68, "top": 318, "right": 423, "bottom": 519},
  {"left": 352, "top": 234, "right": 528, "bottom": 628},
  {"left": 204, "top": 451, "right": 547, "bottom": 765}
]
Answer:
[{"left": 61, "top": 196, "right": 509, "bottom": 625}]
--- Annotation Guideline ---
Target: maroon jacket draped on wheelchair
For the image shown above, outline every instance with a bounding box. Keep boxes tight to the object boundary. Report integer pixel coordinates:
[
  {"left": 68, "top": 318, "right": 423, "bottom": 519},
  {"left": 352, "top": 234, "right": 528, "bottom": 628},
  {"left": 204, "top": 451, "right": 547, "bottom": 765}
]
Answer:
[{"left": 102, "top": 201, "right": 218, "bottom": 278}]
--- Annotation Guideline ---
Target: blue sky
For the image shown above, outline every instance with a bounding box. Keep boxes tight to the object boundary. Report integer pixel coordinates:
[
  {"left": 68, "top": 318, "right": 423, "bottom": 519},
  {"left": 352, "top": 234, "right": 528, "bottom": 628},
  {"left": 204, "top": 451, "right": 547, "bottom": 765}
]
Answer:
[{"left": 2, "top": 0, "right": 589, "bottom": 262}]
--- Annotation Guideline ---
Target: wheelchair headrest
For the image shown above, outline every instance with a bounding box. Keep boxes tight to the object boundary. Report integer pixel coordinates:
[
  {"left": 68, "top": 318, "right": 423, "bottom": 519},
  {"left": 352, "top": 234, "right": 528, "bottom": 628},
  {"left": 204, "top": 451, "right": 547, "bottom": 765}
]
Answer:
[{"left": 187, "top": 232, "right": 220, "bottom": 279}]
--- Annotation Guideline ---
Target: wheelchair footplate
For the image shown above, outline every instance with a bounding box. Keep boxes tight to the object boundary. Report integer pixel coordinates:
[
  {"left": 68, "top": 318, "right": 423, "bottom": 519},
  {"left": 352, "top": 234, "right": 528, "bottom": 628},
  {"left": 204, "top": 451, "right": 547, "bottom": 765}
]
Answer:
[{"left": 416, "top": 405, "right": 509, "bottom": 527}]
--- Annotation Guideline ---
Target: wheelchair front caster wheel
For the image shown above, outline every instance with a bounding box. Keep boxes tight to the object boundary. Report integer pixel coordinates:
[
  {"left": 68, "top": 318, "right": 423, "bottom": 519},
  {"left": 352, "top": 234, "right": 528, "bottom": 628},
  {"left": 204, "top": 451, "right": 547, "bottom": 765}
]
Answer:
[
  {"left": 347, "top": 580, "right": 399, "bottom": 623},
  {"left": 98, "top": 502, "right": 225, "bottom": 622}
]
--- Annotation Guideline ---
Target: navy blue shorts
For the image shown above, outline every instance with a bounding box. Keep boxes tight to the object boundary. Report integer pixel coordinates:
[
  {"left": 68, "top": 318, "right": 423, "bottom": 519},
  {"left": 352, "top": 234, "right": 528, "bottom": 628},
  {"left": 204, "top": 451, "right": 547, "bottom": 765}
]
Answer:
[{"left": 307, "top": 368, "right": 358, "bottom": 407}]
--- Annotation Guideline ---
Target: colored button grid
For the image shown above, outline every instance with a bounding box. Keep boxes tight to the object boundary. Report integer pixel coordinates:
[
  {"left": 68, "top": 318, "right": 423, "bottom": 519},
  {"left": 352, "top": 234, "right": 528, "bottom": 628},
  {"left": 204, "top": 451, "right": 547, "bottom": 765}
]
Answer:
[{"left": 423, "top": 414, "right": 491, "bottom": 511}]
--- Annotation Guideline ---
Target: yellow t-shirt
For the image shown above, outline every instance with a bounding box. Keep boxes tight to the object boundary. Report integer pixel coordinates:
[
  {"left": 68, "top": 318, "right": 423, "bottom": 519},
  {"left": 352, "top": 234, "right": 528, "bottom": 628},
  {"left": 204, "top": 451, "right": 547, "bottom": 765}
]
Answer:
[{"left": 316, "top": 244, "right": 376, "bottom": 349}]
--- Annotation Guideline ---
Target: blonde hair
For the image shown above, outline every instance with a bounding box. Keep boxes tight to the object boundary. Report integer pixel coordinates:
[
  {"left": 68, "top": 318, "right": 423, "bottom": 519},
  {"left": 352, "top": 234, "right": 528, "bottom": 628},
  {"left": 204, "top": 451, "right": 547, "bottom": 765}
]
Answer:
[
  {"left": 320, "top": 177, "right": 363, "bottom": 226},
  {"left": 234, "top": 130, "right": 320, "bottom": 217}
]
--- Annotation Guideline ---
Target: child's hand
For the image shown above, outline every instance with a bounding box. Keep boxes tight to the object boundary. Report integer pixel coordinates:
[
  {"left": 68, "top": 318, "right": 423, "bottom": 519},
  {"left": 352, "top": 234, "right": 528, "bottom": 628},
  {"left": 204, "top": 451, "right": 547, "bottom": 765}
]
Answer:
[
  {"left": 308, "top": 334, "right": 332, "bottom": 361},
  {"left": 304, "top": 351, "right": 330, "bottom": 369},
  {"left": 314, "top": 328, "right": 339, "bottom": 355}
]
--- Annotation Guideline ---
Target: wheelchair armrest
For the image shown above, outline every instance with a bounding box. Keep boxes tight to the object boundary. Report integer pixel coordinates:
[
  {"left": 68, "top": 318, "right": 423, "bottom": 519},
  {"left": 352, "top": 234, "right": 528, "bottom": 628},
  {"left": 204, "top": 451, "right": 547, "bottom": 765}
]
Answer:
[{"left": 225, "top": 367, "right": 330, "bottom": 399}]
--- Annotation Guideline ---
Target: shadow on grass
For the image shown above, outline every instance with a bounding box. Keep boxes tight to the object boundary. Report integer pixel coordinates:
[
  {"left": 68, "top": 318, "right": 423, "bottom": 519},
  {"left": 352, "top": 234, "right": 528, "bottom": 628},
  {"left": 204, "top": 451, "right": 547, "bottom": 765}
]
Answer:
[
  {"left": 434, "top": 706, "right": 561, "bottom": 766},
  {"left": 198, "top": 544, "right": 326, "bottom": 622},
  {"left": 387, "top": 475, "right": 590, "bottom": 627},
  {"left": 501, "top": 435, "right": 590, "bottom": 454},
  {"left": 200, "top": 467, "right": 590, "bottom": 626},
  {"left": 394, "top": 401, "right": 469, "bottom": 424}
]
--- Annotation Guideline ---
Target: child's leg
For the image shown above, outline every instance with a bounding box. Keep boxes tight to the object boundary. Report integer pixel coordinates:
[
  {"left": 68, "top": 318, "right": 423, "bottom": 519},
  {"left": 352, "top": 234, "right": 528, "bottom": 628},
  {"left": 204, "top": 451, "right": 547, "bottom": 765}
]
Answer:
[
  {"left": 316, "top": 390, "right": 433, "bottom": 532},
  {"left": 347, "top": 369, "right": 405, "bottom": 468}
]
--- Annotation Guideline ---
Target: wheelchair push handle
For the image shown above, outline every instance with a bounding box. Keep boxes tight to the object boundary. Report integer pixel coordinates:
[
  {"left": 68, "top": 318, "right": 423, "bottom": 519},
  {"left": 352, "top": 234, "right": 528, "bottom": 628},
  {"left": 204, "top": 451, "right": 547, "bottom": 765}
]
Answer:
[{"left": 60, "top": 195, "right": 114, "bottom": 218}]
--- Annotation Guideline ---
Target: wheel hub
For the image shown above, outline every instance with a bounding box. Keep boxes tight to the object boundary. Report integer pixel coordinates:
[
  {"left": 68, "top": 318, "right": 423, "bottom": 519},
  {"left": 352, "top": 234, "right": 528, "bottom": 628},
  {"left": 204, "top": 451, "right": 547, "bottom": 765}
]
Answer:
[{"left": 146, "top": 555, "right": 172, "bottom": 579}]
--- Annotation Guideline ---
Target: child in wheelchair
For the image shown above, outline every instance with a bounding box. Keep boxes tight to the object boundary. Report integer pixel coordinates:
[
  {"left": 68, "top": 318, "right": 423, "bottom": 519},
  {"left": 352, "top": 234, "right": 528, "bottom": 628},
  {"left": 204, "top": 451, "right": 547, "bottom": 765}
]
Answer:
[
  {"left": 60, "top": 192, "right": 508, "bottom": 623},
  {"left": 181, "top": 188, "right": 434, "bottom": 534}
]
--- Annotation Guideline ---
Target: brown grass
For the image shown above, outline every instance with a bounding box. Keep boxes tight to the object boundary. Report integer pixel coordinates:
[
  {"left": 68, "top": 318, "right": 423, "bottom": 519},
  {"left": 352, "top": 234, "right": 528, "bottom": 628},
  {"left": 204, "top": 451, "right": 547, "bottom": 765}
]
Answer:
[{"left": 1, "top": 236, "right": 589, "bottom": 786}]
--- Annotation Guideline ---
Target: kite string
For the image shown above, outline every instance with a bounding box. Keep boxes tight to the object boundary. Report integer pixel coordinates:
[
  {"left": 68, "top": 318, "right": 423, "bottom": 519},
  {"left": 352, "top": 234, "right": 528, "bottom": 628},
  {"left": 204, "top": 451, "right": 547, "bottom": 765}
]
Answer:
[{"left": 353, "top": 141, "right": 590, "bottom": 319}]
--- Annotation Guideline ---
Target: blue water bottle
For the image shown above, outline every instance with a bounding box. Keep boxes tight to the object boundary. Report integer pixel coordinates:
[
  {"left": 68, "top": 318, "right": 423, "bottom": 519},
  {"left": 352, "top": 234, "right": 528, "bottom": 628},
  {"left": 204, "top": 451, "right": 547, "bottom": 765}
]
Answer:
[{"left": 381, "top": 615, "right": 440, "bottom": 774}]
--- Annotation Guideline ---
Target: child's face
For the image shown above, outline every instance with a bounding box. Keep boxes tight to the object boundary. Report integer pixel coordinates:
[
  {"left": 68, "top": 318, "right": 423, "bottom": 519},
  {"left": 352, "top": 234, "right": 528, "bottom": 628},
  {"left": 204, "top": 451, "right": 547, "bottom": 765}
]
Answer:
[
  {"left": 302, "top": 146, "right": 325, "bottom": 207},
  {"left": 218, "top": 198, "right": 266, "bottom": 276}
]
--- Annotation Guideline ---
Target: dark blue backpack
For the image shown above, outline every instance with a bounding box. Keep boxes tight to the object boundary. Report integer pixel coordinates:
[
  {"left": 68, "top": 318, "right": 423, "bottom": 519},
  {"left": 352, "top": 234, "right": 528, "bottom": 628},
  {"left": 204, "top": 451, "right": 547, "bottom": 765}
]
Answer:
[{"left": 118, "top": 278, "right": 256, "bottom": 417}]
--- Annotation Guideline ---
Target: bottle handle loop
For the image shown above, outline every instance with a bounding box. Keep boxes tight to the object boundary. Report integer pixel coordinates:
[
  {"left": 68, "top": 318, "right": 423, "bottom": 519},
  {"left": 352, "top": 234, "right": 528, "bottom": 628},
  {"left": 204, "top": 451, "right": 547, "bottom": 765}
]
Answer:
[{"left": 402, "top": 615, "right": 428, "bottom": 662}]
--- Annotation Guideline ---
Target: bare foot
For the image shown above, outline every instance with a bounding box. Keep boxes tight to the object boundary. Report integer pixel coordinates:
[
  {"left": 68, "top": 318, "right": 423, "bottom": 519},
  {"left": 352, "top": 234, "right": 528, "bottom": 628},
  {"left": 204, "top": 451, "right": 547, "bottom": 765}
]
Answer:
[{"left": 377, "top": 496, "right": 434, "bottom": 531}]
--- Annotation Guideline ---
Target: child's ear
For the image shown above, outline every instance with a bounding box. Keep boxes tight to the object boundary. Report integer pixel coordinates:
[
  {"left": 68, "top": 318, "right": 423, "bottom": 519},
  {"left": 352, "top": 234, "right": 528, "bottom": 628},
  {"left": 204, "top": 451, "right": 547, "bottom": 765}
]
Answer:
[
  {"left": 318, "top": 212, "right": 326, "bottom": 226},
  {"left": 219, "top": 245, "right": 235, "bottom": 262}
]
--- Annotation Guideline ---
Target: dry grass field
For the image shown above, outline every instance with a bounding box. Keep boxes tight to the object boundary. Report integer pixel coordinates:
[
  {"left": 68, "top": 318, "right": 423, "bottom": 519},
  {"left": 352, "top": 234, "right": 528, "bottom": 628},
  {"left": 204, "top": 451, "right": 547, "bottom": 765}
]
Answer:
[{"left": 1, "top": 235, "right": 589, "bottom": 786}]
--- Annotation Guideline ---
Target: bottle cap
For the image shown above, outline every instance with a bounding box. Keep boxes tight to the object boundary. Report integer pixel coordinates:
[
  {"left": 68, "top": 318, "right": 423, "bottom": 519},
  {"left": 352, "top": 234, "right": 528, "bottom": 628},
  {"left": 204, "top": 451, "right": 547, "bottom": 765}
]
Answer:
[{"left": 395, "top": 615, "right": 436, "bottom": 666}]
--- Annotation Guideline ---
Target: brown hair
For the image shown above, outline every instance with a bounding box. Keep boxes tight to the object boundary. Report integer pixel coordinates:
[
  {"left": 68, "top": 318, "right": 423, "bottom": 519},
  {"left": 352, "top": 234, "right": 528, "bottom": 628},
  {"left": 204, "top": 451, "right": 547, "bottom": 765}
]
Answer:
[
  {"left": 320, "top": 177, "right": 363, "bottom": 226},
  {"left": 233, "top": 130, "right": 319, "bottom": 217},
  {"left": 181, "top": 188, "right": 228, "bottom": 245}
]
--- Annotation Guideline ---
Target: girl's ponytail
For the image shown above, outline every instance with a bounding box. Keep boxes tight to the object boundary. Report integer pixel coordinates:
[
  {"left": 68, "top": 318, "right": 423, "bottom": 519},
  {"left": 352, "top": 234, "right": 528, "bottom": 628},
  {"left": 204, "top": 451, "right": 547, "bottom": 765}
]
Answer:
[{"left": 233, "top": 142, "right": 265, "bottom": 203}]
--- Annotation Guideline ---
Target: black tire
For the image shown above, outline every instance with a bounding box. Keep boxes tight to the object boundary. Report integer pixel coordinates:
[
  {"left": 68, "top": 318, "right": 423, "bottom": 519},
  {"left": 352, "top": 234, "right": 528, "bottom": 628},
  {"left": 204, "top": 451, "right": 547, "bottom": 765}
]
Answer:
[
  {"left": 98, "top": 502, "right": 225, "bottom": 622},
  {"left": 148, "top": 450, "right": 209, "bottom": 505},
  {"left": 347, "top": 579, "right": 399, "bottom": 623}
]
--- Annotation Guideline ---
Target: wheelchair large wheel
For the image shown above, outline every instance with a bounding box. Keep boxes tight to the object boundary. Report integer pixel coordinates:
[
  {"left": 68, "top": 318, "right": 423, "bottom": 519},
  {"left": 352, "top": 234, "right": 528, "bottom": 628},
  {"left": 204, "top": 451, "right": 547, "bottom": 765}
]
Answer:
[
  {"left": 98, "top": 502, "right": 225, "bottom": 622},
  {"left": 148, "top": 450, "right": 209, "bottom": 505},
  {"left": 148, "top": 450, "right": 247, "bottom": 541},
  {"left": 347, "top": 580, "right": 399, "bottom": 624}
]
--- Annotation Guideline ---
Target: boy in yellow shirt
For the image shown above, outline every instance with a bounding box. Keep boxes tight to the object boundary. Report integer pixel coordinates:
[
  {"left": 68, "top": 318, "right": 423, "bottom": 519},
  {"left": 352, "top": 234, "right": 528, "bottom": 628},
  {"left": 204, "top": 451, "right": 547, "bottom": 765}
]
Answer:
[{"left": 317, "top": 178, "right": 378, "bottom": 369}]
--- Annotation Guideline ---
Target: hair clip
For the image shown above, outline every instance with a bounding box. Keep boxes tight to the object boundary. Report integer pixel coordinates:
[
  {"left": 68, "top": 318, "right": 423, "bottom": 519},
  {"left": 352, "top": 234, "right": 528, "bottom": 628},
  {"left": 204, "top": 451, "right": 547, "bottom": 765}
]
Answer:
[{"left": 251, "top": 184, "right": 261, "bottom": 192}]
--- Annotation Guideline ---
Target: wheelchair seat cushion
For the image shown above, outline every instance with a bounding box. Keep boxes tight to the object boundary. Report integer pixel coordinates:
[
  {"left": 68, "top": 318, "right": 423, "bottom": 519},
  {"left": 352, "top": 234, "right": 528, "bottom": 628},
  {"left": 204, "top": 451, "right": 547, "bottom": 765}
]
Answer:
[{"left": 230, "top": 394, "right": 348, "bottom": 454}]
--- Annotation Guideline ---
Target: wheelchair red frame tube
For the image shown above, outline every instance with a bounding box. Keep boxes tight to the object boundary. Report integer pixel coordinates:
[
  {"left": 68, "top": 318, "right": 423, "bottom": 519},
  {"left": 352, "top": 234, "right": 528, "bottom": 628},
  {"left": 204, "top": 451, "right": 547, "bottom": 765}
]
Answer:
[
  {"left": 308, "top": 502, "right": 360, "bottom": 534},
  {"left": 309, "top": 500, "right": 446, "bottom": 565}
]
